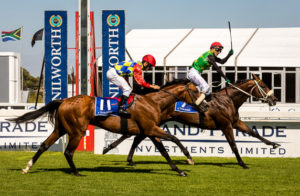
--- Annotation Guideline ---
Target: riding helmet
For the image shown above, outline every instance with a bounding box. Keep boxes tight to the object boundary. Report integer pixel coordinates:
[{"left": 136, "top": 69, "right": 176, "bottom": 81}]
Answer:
[
  {"left": 210, "top": 42, "right": 223, "bottom": 49},
  {"left": 142, "top": 54, "right": 156, "bottom": 67}
]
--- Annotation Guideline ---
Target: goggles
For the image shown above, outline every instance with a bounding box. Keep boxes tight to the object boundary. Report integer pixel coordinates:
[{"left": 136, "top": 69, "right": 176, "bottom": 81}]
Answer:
[{"left": 214, "top": 48, "right": 222, "bottom": 52}]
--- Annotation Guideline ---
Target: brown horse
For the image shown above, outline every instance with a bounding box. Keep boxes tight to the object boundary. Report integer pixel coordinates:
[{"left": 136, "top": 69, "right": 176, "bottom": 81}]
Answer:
[
  {"left": 103, "top": 74, "right": 279, "bottom": 169},
  {"left": 8, "top": 79, "right": 203, "bottom": 176}
]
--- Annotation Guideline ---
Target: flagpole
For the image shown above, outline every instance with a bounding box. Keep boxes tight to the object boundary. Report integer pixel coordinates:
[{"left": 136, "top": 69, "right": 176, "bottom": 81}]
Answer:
[
  {"left": 35, "top": 55, "right": 45, "bottom": 109},
  {"left": 20, "top": 26, "right": 24, "bottom": 98}
]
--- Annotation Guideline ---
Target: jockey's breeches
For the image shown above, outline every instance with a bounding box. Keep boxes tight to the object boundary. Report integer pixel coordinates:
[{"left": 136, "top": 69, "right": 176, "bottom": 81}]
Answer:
[{"left": 106, "top": 68, "right": 132, "bottom": 97}]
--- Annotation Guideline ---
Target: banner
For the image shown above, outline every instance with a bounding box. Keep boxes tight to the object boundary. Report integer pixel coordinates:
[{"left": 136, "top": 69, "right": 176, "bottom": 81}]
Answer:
[
  {"left": 44, "top": 11, "right": 68, "bottom": 103},
  {"left": 0, "top": 111, "right": 62, "bottom": 151},
  {"left": 95, "top": 121, "right": 300, "bottom": 158},
  {"left": 102, "top": 10, "right": 125, "bottom": 97}
]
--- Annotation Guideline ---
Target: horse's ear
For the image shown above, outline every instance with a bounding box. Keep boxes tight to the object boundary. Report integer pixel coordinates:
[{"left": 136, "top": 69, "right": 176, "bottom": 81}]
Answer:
[{"left": 252, "top": 73, "right": 260, "bottom": 81}]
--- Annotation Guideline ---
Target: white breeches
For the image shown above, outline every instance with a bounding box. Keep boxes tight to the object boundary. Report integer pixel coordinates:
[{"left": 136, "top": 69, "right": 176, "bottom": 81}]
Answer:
[
  {"left": 187, "top": 67, "right": 211, "bottom": 94},
  {"left": 106, "top": 68, "right": 132, "bottom": 97}
]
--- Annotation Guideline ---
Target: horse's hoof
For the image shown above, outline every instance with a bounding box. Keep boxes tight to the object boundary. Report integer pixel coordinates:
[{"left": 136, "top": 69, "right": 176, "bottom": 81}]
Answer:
[
  {"left": 74, "top": 172, "right": 85, "bottom": 177},
  {"left": 22, "top": 169, "right": 27, "bottom": 174},
  {"left": 242, "top": 165, "right": 249, "bottom": 169},
  {"left": 187, "top": 159, "right": 195, "bottom": 165},
  {"left": 127, "top": 162, "right": 136, "bottom": 167},
  {"left": 179, "top": 171, "right": 187, "bottom": 177},
  {"left": 273, "top": 143, "right": 281, "bottom": 149},
  {"left": 102, "top": 147, "right": 109, "bottom": 154}
]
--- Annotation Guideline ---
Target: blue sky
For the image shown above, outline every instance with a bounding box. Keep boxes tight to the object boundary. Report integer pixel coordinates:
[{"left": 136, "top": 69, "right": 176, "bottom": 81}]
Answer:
[{"left": 0, "top": 0, "right": 299, "bottom": 76}]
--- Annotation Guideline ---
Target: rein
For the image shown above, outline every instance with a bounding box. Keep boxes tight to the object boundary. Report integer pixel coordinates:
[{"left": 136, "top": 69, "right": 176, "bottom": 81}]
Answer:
[
  {"left": 228, "top": 80, "right": 273, "bottom": 101},
  {"left": 160, "top": 89, "right": 181, "bottom": 101},
  {"left": 159, "top": 83, "right": 197, "bottom": 104}
]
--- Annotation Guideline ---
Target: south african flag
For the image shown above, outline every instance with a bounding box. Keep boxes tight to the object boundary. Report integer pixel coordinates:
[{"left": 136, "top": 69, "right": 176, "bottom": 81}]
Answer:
[{"left": 1, "top": 27, "right": 22, "bottom": 42}]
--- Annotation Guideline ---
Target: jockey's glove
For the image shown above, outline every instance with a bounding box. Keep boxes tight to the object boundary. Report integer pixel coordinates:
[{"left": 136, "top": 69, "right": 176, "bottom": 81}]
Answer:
[
  {"left": 228, "top": 49, "right": 234, "bottom": 56},
  {"left": 226, "top": 78, "right": 231, "bottom": 83}
]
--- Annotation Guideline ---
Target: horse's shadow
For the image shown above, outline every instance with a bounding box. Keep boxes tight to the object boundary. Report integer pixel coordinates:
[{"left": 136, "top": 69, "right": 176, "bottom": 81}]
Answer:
[
  {"left": 196, "top": 162, "right": 250, "bottom": 169},
  {"left": 110, "top": 160, "right": 189, "bottom": 165},
  {"left": 9, "top": 165, "right": 190, "bottom": 176},
  {"left": 114, "top": 160, "right": 250, "bottom": 169},
  {"left": 9, "top": 161, "right": 248, "bottom": 176}
]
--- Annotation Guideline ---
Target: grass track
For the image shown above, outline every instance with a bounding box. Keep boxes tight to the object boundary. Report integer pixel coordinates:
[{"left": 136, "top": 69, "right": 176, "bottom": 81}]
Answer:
[{"left": 0, "top": 151, "right": 299, "bottom": 196}]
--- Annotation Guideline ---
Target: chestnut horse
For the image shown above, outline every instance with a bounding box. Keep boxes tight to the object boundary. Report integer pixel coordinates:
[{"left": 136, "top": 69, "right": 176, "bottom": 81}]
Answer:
[
  {"left": 103, "top": 74, "right": 279, "bottom": 169},
  {"left": 8, "top": 79, "right": 203, "bottom": 176}
]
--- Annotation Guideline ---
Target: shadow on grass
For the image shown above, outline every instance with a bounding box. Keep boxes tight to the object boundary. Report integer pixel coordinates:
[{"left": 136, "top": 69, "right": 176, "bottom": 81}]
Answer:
[
  {"left": 196, "top": 162, "right": 250, "bottom": 169},
  {"left": 111, "top": 159, "right": 249, "bottom": 169},
  {"left": 110, "top": 159, "right": 190, "bottom": 165},
  {"left": 9, "top": 165, "right": 189, "bottom": 176}
]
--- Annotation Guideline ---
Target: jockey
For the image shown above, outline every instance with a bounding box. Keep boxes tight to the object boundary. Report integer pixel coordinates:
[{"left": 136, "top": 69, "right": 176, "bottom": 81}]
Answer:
[
  {"left": 106, "top": 54, "right": 160, "bottom": 116},
  {"left": 187, "top": 42, "right": 234, "bottom": 103}
]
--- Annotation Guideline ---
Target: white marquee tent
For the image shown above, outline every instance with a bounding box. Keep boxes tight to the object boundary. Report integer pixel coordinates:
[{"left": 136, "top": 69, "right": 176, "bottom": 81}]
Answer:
[{"left": 125, "top": 27, "right": 300, "bottom": 68}]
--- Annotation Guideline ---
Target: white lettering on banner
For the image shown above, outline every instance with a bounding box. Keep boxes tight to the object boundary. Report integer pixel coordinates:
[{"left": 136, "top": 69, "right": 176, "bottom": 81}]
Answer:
[
  {"left": 107, "top": 27, "right": 120, "bottom": 98},
  {"left": 108, "top": 81, "right": 120, "bottom": 98},
  {"left": 108, "top": 28, "right": 119, "bottom": 68},
  {"left": 94, "top": 121, "right": 300, "bottom": 157},
  {"left": 50, "top": 28, "right": 62, "bottom": 101}
]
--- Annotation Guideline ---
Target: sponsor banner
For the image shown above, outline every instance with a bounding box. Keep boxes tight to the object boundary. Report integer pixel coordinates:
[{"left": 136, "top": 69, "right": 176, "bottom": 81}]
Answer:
[
  {"left": 102, "top": 10, "right": 125, "bottom": 97},
  {"left": 0, "top": 114, "right": 62, "bottom": 151},
  {"left": 44, "top": 11, "right": 68, "bottom": 104},
  {"left": 95, "top": 121, "right": 300, "bottom": 157}
]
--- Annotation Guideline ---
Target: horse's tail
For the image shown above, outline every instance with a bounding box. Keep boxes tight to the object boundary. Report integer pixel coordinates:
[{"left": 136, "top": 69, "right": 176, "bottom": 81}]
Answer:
[{"left": 7, "top": 99, "right": 64, "bottom": 124}]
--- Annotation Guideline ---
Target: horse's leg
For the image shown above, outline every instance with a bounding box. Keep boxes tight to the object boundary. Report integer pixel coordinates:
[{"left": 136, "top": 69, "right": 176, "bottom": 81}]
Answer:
[
  {"left": 149, "top": 137, "right": 187, "bottom": 177},
  {"left": 149, "top": 129, "right": 194, "bottom": 165},
  {"left": 233, "top": 120, "right": 280, "bottom": 149},
  {"left": 222, "top": 126, "right": 248, "bottom": 169},
  {"left": 127, "top": 134, "right": 146, "bottom": 166},
  {"left": 64, "top": 134, "right": 83, "bottom": 176},
  {"left": 144, "top": 125, "right": 194, "bottom": 165},
  {"left": 102, "top": 135, "right": 131, "bottom": 155},
  {"left": 166, "top": 136, "right": 194, "bottom": 165},
  {"left": 22, "top": 128, "right": 65, "bottom": 174}
]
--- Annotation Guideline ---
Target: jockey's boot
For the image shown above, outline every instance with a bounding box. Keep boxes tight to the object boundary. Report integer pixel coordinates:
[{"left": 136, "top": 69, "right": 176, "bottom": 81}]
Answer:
[
  {"left": 205, "top": 94, "right": 212, "bottom": 102},
  {"left": 195, "top": 93, "right": 205, "bottom": 106},
  {"left": 195, "top": 93, "right": 209, "bottom": 112},
  {"left": 118, "top": 95, "right": 130, "bottom": 117}
]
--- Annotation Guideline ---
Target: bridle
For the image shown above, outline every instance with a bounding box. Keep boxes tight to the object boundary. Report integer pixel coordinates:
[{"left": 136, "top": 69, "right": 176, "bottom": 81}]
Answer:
[
  {"left": 228, "top": 80, "right": 274, "bottom": 102},
  {"left": 160, "top": 83, "right": 201, "bottom": 106}
]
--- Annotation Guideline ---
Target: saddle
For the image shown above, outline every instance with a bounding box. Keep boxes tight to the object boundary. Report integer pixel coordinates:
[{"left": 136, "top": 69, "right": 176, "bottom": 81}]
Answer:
[
  {"left": 95, "top": 95, "right": 135, "bottom": 116},
  {"left": 175, "top": 101, "right": 208, "bottom": 113}
]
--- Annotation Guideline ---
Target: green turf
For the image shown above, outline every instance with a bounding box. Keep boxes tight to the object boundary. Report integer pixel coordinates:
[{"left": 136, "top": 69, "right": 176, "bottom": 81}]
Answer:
[{"left": 0, "top": 151, "right": 299, "bottom": 196}]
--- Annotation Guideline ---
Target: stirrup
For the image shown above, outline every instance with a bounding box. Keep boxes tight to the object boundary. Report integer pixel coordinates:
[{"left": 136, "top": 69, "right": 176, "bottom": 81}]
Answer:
[
  {"left": 118, "top": 108, "right": 131, "bottom": 118},
  {"left": 198, "top": 101, "right": 209, "bottom": 113}
]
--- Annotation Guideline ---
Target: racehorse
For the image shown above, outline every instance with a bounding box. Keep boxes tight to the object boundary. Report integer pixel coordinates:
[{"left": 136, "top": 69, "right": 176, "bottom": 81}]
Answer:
[
  {"left": 103, "top": 74, "right": 279, "bottom": 169},
  {"left": 8, "top": 79, "right": 203, "bottom": 176}
]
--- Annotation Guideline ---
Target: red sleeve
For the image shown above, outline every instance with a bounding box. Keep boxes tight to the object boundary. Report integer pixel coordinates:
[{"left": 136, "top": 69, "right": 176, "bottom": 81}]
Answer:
[{"left": 133, "top": 63, "right": 150, "bottom": 88}]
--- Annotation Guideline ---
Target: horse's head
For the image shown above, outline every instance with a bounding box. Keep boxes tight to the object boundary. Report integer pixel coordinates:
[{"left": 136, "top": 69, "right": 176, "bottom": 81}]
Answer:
[
  {"left": 161, "top": 79, "right": 203, "bottom": 108},
  {"left": 250, "top": 74, "right": 277, "bottom": 106}
]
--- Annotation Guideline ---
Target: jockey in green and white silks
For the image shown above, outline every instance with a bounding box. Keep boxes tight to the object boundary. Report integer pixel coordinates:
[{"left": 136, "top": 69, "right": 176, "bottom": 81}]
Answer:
[{"left": 187, "top": 42, "right": 234, "bottom": 103}]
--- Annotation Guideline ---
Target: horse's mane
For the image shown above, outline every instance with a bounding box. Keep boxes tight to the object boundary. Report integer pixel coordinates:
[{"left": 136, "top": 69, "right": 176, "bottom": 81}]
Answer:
[
  {"left": 132, "top": 78, "right": 190, "bottom": 95},
  {"left": 215, "top": 79, "right": 252, "bottom": 93},
  {"left": 160, "top": 78, "right": 190, "bottom": 89}
]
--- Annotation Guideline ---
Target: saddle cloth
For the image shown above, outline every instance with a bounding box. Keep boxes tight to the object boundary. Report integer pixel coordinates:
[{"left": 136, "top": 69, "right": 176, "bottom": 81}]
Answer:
[
  {"left": 95, "top": 95, "right": 134, "bottom": 116},
  {"left": 174, "top": 101, "right": 198, "bottom": 113}
]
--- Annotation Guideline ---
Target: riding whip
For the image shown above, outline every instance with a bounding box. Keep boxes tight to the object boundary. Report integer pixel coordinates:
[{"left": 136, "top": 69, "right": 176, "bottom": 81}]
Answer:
[{"left": 228, "top": 21, "right": 233, "bottom": 49}]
